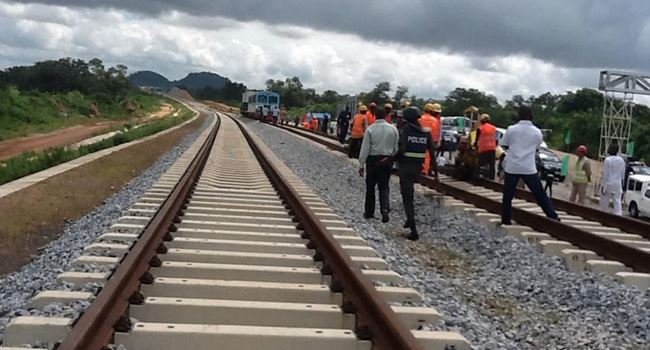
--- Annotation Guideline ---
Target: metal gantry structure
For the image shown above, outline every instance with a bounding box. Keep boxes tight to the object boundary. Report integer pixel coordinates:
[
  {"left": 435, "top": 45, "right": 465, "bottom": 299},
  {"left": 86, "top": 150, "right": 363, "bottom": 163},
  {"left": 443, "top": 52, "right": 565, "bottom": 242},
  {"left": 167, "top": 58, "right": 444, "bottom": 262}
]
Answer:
[{"left": 598, "top": 70, "right": 650, "bottom": 159}]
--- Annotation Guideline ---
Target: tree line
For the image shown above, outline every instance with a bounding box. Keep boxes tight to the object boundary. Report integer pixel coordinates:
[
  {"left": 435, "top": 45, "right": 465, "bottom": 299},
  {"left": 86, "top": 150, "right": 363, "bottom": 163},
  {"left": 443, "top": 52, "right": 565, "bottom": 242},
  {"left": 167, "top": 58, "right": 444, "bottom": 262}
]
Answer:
[
  {"left": 259, "top": 77, "right": 650, "bottom": 161},
  {"left": 0, "top": 58, "right": 132, "bottom": 103}
]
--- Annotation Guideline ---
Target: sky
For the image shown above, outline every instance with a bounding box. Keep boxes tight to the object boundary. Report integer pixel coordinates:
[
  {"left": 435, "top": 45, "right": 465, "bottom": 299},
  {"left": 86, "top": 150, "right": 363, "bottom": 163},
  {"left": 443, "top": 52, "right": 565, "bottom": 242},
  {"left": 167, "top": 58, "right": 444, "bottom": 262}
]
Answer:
[{"left": 2, "top": 0, "right": 650, "bottom": 103}]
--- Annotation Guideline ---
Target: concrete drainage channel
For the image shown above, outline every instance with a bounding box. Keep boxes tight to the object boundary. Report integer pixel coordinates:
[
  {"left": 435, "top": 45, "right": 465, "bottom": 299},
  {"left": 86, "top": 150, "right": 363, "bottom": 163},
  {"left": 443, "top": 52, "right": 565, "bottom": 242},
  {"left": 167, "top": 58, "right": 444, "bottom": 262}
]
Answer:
[
  {"left": 268, "top": 121, "right": 650, "bottom": 290},
  {"left": 0, "top": 114, "right": 470, "bottom": 349}
]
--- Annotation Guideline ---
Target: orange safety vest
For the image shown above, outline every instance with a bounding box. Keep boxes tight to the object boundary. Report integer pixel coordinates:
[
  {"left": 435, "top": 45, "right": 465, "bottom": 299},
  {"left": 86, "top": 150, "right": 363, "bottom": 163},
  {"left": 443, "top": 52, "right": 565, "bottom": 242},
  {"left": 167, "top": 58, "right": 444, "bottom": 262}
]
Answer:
[
  {"left": 366, "top": 112, "right": 376, "bottom": 125},
  {"left": 419, "top": 113, "right": 436, "bottom": 139},
  {"left": 432, "top": 116, "right": 441, "bottom": 143},
  {"left": 310, "top": 118, "right": 319, "bottom": 130},
  {"left": 477, "top": 123, "right": 497, "bottom": 153},
  {"left": 351, "top": 114, "right": 367, "bottom": 138}
]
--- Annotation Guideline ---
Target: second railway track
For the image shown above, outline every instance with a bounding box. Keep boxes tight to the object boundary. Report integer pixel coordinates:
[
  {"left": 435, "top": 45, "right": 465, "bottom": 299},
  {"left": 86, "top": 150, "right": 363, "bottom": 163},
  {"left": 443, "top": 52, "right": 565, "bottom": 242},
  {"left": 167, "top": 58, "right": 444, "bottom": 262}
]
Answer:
[
  {"left": 264, "top": 120, "right": 650, "bottom": 285},
  {"left": 1, "top": 113, "right": 471, "bottom": 349}
]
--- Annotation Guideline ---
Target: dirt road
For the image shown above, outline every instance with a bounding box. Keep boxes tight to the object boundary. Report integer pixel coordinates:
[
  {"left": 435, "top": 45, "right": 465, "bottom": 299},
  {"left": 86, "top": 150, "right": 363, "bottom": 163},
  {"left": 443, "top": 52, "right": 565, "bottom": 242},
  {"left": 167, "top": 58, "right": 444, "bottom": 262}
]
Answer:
[{"left": 0, "top": 104, "right": 173, "bottom": 161}]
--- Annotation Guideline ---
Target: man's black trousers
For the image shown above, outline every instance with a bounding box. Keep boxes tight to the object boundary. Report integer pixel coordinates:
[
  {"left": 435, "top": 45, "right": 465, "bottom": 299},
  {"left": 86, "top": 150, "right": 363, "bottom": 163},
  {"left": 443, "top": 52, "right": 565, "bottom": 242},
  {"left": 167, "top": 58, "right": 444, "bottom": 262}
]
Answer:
[
  {"left": 398, "top": 163, "right": 420, "bottom": 224},
  {"left": 478, "top": 150, "right": 496, "bottom": 180},
  {"left": 364, "top": 156, "right": 393, "bottom": 217}
]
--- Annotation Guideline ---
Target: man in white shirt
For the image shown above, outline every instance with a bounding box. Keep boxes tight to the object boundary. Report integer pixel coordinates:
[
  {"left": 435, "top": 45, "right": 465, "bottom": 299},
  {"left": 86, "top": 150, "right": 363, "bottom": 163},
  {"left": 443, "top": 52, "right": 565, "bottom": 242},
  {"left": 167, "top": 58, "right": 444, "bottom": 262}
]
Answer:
[
  {"left": 599, "top": 143, "right": 626, "bottom": 215},
  {"left": 500, "top": 106, "right": 559, "bottom": 225},
  {"left": 359, "top": 108, "right": 399, "bottom": 223}
]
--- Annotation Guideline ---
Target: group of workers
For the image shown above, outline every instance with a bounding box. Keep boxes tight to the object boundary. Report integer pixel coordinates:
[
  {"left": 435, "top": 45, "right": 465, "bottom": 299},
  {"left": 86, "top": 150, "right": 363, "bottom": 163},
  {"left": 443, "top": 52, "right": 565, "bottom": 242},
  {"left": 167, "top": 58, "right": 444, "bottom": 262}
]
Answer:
[
  {"left": 341, "top": 101, "right": 441, "bottom": 239},
  {"left": 349, "top": 101, "right": 565, "bottom": 239},
  {"left": 301, "top": 113, "right": 331, "bottom": 133},
  {"left": 295, "top": 99, "right": 629, "bottom": 242},
  {"left": 257, "top": 106, "right": 287, "bottom": 125}
]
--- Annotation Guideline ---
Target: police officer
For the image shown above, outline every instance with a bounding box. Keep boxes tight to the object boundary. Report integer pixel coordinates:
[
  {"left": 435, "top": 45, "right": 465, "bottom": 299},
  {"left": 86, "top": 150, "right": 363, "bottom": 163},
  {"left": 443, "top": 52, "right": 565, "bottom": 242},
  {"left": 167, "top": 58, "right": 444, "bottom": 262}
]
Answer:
[{"left": 396, "top": 106, "right": 437, "bottom": 240}]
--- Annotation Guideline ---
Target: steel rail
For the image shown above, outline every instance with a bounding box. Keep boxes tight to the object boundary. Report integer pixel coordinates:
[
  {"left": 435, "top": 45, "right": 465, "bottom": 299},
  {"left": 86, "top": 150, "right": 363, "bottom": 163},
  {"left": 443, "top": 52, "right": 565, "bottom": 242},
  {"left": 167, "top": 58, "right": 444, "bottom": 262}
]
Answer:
[
  {"left": 421, "top": 176, "right": 650, "bottom": 273},
  {"left": 473, "top": 177, "right": 650, "bottom": 239},
  {"left": 263, "top": 119, "right": 650, "bottom": 273},
  {"left": 231, "top": 116, "right": 424, "bottom": 350},
  {"left": 58, "top": 112, "right": 221, "bottom": 350}
]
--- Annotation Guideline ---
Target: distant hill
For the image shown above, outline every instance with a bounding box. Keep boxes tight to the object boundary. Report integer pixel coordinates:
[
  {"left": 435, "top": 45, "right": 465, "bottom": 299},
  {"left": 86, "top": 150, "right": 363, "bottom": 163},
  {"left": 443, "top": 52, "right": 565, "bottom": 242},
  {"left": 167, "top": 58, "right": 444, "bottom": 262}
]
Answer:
[
  {"left": 128, "top": 70, "right": 171, "bottom": 89},
  {"left": 173, "top": 72, "right": 227, "bottom": 90},
  {"left": 128, "top": 71, "right": 228, "bottom": 90}
]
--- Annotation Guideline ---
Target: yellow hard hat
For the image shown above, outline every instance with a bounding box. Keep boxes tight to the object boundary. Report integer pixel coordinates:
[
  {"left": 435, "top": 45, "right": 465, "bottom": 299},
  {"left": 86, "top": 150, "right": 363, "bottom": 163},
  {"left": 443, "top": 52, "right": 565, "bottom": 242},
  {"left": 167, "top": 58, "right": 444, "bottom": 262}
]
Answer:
[
  {"left": 480, "top": 113, "right": 490, "bottom": 121},
  {"left": 431, "top": 103, "right": 442, "bottom": 113},
  {"left": 464, "top": 106, "right": 479, "bottom": 113},
  {"left": 424, "top": 103, "right": 436, "bottom": 113},
  {"left": 496, "top": 145, "right": 505, "bottom": 159},
  {"left": 384, "top": 103, "right": 393, "bottom": 109},
  {"left": 359, "top": 105, "right": 368, "bottom": 112},
  {"left": 400, "top": 100, "right": 411, "bottom": 108}
]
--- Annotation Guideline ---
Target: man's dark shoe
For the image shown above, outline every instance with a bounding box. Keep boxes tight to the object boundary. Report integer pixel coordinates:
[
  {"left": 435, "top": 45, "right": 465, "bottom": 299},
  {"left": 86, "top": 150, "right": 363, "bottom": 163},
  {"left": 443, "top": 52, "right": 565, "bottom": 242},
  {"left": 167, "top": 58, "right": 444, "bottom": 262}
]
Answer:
[
  {"left": 381, "top": 213, "right": 389, "bottom": 223},
  {"left": 403, "top": 220, "right": 413, "bottom": 228},
  {"left": 363, "top": 213, "right": 374, "bottom": 219},
  {"left": 404, "top": 232, "right": 419, "bottom": 241}
]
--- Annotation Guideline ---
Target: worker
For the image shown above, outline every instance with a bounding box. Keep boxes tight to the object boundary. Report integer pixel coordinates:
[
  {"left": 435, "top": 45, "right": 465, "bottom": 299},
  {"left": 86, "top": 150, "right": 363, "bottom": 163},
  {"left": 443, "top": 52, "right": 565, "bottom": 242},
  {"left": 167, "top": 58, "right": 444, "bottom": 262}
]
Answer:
[
  {"left": 279, "top": 106, "right": 287, "bottom": 125},
  {"left": 348, "top": 105, "right": 368, "bottom": 158},
  {"left": 396, "top": 106, "right": 438, "bottom": 240},
  {"left": 500, "top": 106, "right": 559, "bottom": 225},
  {"left": 599, "top": 143, "right": 626, "bottom": 215},
  {"left": 321, "top": 113, "right": 330, "bottom": 133},
  {"left": 359, "top": 108, "right": 399, "bottom": 223},
  {"left": 396, "top": 100, "right": 410, "bottom": 129},
  {"left": 336, "top": 106, "right": 351, "bottom": 144},
  {"left": 474, "top": 113, "right": 498, "bottom": 179},
  {"left": 272, "top": 106, "right": 279, "bottom": 125},
  {"left": 310, "top": 116, "right": 320, "bottom": 131},
  {"left": 367, "top": 102, "right": 377, "bottom": 125},
  {"left": 418, "top": 103, "right": 438, "bottom": 176},
  {"left": 384, "top": 103, "right": 394, "bottom": 124},
  {"left": 569, "top": 145, "right": 592, "bottom": 204}
]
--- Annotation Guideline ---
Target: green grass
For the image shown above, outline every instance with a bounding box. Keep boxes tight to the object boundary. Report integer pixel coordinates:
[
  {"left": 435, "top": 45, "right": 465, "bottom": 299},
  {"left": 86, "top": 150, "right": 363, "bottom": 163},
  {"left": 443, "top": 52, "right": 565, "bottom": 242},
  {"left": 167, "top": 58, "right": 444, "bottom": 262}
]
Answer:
[
  {"left": 0, "top": 104, "right": 193, "bottom": 185},
  {"left": 0, "top": 86, "right": 164, "bottom": 141}
]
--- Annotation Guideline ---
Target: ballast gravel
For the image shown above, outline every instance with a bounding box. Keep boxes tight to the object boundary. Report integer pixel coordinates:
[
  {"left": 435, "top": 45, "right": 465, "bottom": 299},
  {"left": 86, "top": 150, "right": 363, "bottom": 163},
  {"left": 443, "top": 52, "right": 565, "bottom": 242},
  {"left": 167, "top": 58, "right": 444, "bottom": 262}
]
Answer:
[
  {"left": 245, "top": 119, "right": 650, "bottom": 350},
  {"left": 0, "top": 114, "right": 213, "bottom": 342}
]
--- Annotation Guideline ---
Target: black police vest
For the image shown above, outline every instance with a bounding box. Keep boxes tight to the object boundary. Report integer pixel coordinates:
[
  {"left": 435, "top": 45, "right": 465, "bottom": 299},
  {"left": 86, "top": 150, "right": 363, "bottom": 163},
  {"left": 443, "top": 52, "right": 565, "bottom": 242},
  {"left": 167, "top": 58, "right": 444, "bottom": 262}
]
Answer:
[{"left": 403, "top": 126, "right": 428, "bottom": 162}]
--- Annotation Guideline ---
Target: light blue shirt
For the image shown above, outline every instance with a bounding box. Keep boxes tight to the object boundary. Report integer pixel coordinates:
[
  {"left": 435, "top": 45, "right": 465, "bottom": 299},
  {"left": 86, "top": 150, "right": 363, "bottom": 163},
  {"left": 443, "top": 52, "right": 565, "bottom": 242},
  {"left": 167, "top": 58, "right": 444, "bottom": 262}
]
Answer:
[{"left": 359, "top": 119, "right": 399, "bottom": 167}]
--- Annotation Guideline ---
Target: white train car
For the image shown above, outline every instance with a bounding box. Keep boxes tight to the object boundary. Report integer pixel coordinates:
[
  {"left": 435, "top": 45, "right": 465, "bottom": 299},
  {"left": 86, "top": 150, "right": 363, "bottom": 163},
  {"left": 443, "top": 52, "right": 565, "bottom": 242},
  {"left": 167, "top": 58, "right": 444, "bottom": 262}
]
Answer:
[{"left": 241, "top": 90, "right": 280, "bottom": 119}]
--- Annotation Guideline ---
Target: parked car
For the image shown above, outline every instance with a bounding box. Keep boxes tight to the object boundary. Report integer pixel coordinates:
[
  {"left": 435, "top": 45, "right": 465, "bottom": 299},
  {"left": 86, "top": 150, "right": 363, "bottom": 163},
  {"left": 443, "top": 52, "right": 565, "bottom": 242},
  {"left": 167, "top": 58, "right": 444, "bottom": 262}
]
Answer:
[
  {"left": 626, "top": 174, "right": 650, "bottom": 218},
  {"left": 537, "top": 147, "right": 564, "bottom": 182}
]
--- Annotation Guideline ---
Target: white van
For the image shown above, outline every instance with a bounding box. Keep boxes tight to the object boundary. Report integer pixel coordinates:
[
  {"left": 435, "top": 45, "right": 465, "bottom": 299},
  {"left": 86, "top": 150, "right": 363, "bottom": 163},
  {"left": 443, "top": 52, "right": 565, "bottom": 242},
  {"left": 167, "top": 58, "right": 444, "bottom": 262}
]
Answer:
[{"left": 626, "top": 174, "right": 650, "bottom": 218}]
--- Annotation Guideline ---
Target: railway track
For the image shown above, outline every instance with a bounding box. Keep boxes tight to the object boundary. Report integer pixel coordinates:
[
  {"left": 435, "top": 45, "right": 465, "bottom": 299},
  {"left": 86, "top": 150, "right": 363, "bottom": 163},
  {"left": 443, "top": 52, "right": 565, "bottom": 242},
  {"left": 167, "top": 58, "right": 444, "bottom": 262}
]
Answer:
[
  {"left": 1, "top": 113, "right": 471, "bottom": 349},
  {"left": 263, "top": 120, "right": 650, "bottom": 288}
]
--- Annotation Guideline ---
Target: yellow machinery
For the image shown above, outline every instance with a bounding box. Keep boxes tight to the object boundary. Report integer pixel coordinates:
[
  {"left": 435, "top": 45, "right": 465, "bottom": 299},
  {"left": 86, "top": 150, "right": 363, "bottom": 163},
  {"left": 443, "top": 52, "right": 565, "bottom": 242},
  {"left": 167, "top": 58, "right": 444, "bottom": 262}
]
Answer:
[{"left": 454, "top": 106, "right": 481, "bottom": 180}]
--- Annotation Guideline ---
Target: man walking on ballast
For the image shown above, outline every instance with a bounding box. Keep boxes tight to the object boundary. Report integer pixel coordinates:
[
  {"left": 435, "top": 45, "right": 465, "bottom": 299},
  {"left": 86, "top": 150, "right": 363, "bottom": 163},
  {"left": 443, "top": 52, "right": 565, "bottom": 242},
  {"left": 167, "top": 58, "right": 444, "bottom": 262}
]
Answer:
[
  {"left": 359, "top": 108, "right": 399, "bottom": 223},
  {"left": 396, "top": 106, "right": 438, "bottom": 240}
]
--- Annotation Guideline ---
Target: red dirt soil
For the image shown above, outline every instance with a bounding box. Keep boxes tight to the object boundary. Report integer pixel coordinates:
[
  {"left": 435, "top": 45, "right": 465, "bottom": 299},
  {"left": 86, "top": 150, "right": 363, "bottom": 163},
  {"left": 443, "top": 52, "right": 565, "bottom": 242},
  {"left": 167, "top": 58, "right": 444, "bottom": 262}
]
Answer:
[
  {"left": 0, "top": 123, "right": 112, "bottom": 161},
  {"left": 0, "top": 104, "right": 173, "bottom": 161}
]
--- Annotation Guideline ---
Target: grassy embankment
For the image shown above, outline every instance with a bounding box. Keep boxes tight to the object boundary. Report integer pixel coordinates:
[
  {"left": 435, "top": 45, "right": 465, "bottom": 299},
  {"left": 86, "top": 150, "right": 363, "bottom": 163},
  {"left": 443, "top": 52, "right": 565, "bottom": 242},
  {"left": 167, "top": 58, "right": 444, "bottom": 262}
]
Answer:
[
  {"left": 0, "top": 92, "right": 193, "bottom": 185},
  {"left": 0, "top": 86, "right": 161, "bottom": 141}
]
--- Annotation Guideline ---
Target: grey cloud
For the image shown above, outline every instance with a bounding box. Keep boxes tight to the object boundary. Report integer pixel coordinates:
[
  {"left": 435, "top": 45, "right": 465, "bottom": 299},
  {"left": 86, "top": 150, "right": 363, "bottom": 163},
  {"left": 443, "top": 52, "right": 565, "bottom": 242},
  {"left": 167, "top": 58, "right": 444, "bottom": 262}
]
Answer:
[{"left": 11, "top": 0, "right": 650, "bottom": 71}]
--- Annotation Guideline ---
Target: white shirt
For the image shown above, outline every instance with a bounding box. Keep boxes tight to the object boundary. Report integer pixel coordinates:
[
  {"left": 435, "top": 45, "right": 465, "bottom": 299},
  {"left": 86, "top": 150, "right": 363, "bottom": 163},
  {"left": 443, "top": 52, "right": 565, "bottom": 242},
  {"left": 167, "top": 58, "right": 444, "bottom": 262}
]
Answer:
[
  {"left": 601, "top": 155, "right": 626, "bottom": 188},
  {"left": 499, "top": 120, "right": 543, "bottom": 175}
]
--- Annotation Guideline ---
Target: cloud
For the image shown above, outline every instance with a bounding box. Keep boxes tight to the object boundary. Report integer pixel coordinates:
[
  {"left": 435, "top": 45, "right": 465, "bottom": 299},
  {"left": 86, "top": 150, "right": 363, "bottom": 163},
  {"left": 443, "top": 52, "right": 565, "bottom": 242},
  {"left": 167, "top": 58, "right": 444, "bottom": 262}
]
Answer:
[
  {"left": 0, "top": 1, "right": 606, "bottom": 104},
  {"left": 9, "top": 0, "right": 650, "bottom": 72}
]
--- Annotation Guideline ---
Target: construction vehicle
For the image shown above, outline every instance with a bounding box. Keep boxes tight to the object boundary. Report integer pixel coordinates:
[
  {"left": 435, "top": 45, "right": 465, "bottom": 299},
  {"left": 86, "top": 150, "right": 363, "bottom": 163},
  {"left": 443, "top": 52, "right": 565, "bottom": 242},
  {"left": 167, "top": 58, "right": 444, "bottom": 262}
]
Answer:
[{"left": 453, "top": 106, "right": 481, "bottom": 180}]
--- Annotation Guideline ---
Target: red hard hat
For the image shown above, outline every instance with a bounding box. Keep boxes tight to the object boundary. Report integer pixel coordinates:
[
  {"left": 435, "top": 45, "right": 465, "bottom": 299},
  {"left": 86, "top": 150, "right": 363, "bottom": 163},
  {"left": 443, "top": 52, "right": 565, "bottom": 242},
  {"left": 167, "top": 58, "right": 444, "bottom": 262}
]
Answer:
[
  {"left": 577, "top": 145, "right": 587, "bottom": 154},
  {"left": 369, "top": 102, "right": 377, "bottom": 108}
]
